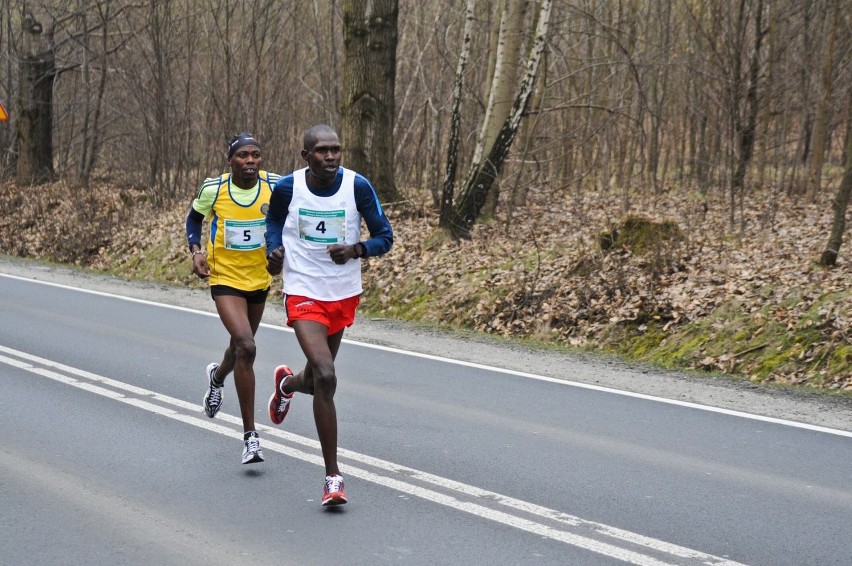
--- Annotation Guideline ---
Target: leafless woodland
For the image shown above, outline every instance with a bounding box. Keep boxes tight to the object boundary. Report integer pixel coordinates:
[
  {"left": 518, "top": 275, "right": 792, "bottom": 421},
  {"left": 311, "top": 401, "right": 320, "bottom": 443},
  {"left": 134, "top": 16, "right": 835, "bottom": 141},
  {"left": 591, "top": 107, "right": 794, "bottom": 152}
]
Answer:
[{"left": 2, "top": 1, "right": 850, "bottom": 232}]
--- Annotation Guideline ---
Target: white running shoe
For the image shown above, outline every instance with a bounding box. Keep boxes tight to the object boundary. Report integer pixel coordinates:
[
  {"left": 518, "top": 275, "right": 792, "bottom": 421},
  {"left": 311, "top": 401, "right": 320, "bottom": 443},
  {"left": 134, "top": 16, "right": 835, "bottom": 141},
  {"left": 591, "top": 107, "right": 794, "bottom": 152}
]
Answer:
[
  {"left": 202, "top": 363, "right": 224, "bottom": 418},
  {"left": 242, "top": 432, "right": 264, "bottom": 464}
]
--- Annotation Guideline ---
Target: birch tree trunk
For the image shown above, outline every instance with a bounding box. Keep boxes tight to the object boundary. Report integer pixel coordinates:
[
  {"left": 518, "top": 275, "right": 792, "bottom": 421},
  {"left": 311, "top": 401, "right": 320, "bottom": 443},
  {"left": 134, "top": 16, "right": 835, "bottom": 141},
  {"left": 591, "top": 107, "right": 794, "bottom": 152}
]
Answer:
[
  {"left": 447, "top": 0, "right": 552, "bottom": 239},
  {"left": 438, "top": 0, "right": 475, "bottom": 232},
  {"left": 478, "top": 0, "right": 528, "bottom": 218},
  {"left": 482, "top": 0, "right": 529, "bottom": 218},
  {"left": 342, "top": 0, "right": 401, "bottom": 203},
  {"left": 472, "top": 0, "right": 527, "bottom": 167}
]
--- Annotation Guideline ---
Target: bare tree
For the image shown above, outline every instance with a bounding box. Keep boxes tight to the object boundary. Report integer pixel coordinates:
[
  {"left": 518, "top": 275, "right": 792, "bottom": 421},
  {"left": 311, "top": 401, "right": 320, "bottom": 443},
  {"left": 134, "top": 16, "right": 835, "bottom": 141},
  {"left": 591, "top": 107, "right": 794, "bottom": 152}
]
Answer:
[
  {"left": 819, "top": 87, "right": 852, "bottom": 266},
  {"left": 72, "top": 0, "right": 121, "bottom": 187},
  {"left": 805, "top": 0, "right": 840, "bottom": 202},
  {"left": 729, "top": 0, "right": 765, "bottom": 230},
  {"left": 308, "top": 0, "right": 341, "bottom": 125},
  {"left": 341, "top": 0, "right": 401, "bottom": 202},
  {"left": 794, "top": 1, "right": 817, "bottom": 194},
  {"left": 135, "top": 0, "right": 181, "bottom": 203},
  {"left": 645, "top": 0, "right": 674, "bottom": 195},
  {"left": 687, "top": 0, "right": 766, "bottom": 228}
]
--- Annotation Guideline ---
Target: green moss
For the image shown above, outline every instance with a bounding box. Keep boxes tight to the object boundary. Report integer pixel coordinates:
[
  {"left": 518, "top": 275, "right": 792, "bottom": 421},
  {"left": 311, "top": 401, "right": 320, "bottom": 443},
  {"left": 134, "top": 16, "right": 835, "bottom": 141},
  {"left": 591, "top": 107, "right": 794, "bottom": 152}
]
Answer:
[
  {"left": 99, "top": 236, "right": 202, "bottom": 288},
  {"left": 606, "top": 215, "right": 683, "bottom": 255},
  {"left": 665, "top": 333, "right": 711, "bottom": 363},
  {"left": 623, "top": 328, "right": 661, "bottom": 357},
  {"left": 828, "top": 345, "right": 852, "bottom": 376},
  {"left": 362, "top": 280, "right": 434, "bottom": 322},
  {"left": 593, "top": 286, "right": 850, "bottom": 392},
  {"left": 732, "top": 329, "right": 751, "bottom": 342}
]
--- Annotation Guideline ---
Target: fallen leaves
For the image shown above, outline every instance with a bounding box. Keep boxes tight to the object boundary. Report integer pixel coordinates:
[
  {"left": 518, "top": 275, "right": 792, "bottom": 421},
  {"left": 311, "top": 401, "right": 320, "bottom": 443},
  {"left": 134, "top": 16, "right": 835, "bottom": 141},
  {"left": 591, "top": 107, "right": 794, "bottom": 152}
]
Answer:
[
  {"left": 1, "top": 179, "right": 849, "bottom": 390},
  {"left": 368, "top": 188, "right": 851, "bottom": 389}
]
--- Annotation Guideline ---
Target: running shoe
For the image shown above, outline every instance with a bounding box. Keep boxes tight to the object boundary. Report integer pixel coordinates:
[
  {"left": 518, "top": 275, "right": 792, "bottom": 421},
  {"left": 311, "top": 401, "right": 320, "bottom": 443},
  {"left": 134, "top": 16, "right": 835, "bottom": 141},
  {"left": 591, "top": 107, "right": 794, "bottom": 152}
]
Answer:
[
  {"left": 242, "top": 431, "right": 264, "bottom": 464},
  {"left": 322, "top": 474, "right": 347, "bottom": 506},
  {"left": 202, "top": 363, "right": 223, "bottom": 418},
  {"left": 268, "top": 365, "right": 294, "bottom": 425}
]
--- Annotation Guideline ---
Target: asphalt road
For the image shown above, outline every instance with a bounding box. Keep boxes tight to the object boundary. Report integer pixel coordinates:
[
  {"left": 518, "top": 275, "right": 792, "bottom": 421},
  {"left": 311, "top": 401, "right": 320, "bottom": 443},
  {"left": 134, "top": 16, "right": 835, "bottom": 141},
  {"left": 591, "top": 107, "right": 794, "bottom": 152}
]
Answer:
[{"left": 1, "top": 264, "right": 850, "bottom": 565}]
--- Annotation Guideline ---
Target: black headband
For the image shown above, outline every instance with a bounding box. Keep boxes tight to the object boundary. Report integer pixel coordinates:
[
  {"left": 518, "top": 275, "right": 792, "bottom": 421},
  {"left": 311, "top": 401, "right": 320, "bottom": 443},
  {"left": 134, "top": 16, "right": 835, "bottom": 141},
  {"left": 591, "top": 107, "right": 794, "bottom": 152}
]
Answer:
[{"left": 227, "top": 133, "right": 260, "bottom": 158}]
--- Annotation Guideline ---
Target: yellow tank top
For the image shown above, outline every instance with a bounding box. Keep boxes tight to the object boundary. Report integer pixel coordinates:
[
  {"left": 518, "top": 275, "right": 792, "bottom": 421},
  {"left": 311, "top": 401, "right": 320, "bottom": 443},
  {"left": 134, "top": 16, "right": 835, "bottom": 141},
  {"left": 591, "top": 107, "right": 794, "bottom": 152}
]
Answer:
[{"left": 206, "top": 172, "right": 275, "bottom": 291}]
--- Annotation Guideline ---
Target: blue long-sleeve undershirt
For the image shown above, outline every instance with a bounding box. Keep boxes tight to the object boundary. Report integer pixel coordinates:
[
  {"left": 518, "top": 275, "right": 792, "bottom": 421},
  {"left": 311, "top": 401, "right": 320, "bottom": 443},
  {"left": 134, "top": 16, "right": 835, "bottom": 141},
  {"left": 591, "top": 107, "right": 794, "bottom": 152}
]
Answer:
[{"left": 185, "top": 208, "right": 205, "bottom": 249}]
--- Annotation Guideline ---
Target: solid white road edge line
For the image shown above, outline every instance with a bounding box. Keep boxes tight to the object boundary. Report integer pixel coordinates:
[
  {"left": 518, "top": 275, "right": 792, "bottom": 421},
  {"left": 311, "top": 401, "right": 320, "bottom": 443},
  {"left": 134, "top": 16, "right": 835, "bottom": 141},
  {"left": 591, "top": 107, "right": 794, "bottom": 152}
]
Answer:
[
  {"left": 0, "top": 345, "right": 745, "bottom": 566},
  {"left": 2, "top": 272, "right": 848, "bottom": 438}
]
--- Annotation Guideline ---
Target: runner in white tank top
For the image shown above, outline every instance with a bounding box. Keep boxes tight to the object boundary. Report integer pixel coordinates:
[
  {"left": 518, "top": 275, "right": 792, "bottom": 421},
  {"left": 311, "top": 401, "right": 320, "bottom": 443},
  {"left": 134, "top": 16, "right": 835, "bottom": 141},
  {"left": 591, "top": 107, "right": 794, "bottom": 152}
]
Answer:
[{"left": 265, "top": 124, "right": 393, "bottom": 506}]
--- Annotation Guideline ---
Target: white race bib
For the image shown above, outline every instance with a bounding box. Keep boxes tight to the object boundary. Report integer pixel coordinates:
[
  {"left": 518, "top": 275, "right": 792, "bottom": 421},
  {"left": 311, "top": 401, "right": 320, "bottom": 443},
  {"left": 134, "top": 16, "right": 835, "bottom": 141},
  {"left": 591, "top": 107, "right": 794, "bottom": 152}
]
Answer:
[
  {"left": 223, "top": 218, "right": 265, "bottom": 250},
  {"left": 297, "top": 208, "right": 346, "bottom": 244}
]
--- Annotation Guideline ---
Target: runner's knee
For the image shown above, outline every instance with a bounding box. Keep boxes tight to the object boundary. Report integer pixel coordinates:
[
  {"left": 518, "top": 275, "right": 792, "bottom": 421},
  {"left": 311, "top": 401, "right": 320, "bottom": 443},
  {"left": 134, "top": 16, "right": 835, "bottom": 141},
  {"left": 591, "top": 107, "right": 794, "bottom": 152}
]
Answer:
[
  {"left": 312, "top": 365, "right": 337, "bottom": 395},
  {"left": 232, "top": 334, "right": 256, "bottom": 362}
]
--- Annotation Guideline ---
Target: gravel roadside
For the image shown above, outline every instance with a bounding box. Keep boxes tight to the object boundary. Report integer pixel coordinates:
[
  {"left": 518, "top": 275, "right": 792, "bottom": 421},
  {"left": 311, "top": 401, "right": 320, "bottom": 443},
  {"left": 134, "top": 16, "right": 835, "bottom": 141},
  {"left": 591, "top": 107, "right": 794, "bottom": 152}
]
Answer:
[{"left": 3, "top": 255, "right": 850, "bottom": 433}]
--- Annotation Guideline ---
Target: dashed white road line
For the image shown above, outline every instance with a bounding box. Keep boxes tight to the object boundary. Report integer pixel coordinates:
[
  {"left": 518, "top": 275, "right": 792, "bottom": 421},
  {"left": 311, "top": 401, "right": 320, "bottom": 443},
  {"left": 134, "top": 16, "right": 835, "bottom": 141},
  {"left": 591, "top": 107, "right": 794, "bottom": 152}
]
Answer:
[{"left": 1, "top": 344, "right": 745, "bottom": 566}]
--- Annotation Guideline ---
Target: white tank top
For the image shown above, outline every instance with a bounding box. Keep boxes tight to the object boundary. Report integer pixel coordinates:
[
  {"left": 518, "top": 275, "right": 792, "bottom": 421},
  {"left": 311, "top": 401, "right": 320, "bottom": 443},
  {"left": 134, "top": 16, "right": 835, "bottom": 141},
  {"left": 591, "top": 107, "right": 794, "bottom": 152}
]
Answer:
[{"left": 282, "top": 167, "right": 362, "bottom": 300}]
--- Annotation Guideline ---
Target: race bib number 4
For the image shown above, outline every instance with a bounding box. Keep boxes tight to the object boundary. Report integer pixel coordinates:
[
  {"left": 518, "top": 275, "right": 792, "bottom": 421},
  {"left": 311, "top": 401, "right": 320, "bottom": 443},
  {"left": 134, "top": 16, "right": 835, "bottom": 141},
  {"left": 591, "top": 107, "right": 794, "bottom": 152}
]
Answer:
[
  {"left": 298, "top": 208, "right": 346, "bottom": 243},
  {"left": 223, "top": 218, "right": 265, "bottom": 250}
]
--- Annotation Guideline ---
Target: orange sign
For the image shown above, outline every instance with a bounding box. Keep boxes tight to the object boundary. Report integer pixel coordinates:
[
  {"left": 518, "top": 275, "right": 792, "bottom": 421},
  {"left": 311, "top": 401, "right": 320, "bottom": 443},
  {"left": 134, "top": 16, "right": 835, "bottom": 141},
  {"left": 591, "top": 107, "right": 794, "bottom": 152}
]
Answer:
[{"left": 0, "top": 100, "right": 7, "bottom": 121}]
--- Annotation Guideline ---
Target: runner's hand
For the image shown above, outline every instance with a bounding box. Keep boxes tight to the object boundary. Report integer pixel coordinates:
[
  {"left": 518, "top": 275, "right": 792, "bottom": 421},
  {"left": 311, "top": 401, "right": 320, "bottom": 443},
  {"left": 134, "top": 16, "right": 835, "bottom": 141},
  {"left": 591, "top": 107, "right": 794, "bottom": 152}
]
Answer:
[
  {"left": 267, "top": 246, "right": 284, "bottom": 275},
  {"left": 192, "top": 253, "right": 210, "bottom": 279},
  {"left": 327, "top": 244, "right": 357, "bottom": 265}
]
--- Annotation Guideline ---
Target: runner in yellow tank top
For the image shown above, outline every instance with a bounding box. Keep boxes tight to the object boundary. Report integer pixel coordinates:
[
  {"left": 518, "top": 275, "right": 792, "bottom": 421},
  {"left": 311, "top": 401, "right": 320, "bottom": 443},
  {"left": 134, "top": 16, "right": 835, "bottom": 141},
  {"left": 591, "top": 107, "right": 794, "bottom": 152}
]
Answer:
[
  {"left": 185, "top": 132, "right": 281, "bottom": 465},
  {"left": 204, "top": 170, "right": 274, "bottom": 291}
]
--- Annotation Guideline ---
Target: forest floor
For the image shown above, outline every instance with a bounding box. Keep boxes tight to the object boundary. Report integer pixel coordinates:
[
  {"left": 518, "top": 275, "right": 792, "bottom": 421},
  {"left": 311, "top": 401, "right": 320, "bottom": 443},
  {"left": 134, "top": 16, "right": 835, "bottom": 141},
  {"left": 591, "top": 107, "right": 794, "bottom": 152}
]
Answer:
[{"left": 1, "top": 178, "right": 850, "bottom": 395}]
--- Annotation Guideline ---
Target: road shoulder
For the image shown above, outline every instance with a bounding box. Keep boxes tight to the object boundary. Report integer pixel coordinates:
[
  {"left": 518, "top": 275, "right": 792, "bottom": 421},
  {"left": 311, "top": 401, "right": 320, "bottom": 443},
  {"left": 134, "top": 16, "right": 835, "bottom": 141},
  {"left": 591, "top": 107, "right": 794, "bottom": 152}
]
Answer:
[{"left": 3, "top": 255, "right": 849, "bottom": 433}]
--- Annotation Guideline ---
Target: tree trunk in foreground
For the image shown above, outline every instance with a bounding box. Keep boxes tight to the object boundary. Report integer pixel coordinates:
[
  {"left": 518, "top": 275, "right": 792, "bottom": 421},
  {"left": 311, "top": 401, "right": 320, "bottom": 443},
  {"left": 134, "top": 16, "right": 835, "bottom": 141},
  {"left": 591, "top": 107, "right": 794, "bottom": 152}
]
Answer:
[
  {"left": 17, "top": 7, "right": 56, "bottom": 186},
  {"left": 341, "top": 0, "right": 401, "bottom": 203}
]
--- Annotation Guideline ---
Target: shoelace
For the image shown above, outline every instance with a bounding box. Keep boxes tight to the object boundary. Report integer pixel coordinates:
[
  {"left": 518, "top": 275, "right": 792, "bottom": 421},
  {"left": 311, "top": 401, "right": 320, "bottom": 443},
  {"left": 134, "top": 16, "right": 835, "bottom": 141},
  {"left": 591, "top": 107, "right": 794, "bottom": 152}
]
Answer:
[
  {"left": 326, "top": 476, "right": 343, "bottom": 493},
  {"left": 276, "top": 393, "right": 290, "bottom": 413},
  {"left": 208, "top": 385, "right": 222, "bottom": 407},
  {"left": 245, "top": 436, "right": 260, "bottom": 453}
]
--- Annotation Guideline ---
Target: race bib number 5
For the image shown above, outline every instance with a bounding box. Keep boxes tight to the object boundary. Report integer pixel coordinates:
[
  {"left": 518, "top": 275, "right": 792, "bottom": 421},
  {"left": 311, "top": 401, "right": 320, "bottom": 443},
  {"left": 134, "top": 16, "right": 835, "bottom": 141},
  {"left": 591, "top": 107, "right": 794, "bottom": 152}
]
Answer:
[
  {"left": 298, "top": 208, "right": 346, "bottom": 244},
  {"left": 223, "top": 218, "right": 265, "bottom": 250}
]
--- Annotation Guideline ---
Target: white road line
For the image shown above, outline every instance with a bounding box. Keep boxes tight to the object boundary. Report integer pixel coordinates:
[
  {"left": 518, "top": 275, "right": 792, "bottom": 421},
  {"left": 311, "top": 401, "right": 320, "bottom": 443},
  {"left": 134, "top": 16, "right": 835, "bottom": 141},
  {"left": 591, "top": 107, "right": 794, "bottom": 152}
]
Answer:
[
  {"left": 2, "top": 272, "right": 849, "bottom": 438},
  {"left": 0, "top": 345, "right": 745, "bottom": 566}
]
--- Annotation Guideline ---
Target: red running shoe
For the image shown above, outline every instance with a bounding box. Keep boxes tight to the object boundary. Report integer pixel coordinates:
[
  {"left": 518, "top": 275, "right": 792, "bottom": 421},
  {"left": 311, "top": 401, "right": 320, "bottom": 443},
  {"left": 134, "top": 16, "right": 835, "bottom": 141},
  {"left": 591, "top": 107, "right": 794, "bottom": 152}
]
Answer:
[
  {"left": 268, "top": 365, "right": 294, "bottom": 425},
  {"left": 322, "top": 474, "right": 347, "bottom": 506}
]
